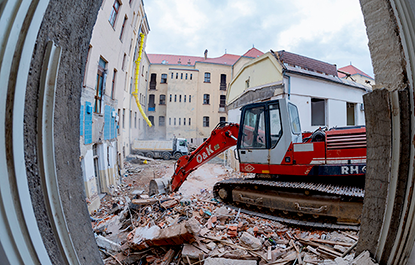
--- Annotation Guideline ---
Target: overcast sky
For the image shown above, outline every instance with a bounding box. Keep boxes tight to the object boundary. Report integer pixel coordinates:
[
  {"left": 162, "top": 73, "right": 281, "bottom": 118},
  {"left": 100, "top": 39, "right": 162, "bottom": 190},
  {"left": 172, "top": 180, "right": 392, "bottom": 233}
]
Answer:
[{"left": 144, "top": 0, "right": 374, "bottom": 78}]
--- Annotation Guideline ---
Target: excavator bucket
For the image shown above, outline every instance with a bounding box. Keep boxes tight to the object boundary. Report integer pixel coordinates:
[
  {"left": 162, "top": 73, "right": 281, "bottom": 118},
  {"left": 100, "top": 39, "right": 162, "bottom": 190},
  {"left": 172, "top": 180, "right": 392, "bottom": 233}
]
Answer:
[{"left": 149, "top": 178, "right": 171, "bottom": 196}]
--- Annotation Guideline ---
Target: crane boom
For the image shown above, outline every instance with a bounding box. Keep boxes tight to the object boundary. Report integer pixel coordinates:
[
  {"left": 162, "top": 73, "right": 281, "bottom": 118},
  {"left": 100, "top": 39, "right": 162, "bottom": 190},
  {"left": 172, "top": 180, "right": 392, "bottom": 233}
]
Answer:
[{"left": 170, "top": 122, "right": 239, "bottom": 192}]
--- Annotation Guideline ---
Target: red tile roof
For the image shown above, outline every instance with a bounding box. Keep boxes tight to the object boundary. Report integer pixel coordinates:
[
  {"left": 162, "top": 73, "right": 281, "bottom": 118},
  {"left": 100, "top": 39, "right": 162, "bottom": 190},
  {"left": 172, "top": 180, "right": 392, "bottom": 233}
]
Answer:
[
  {"left": 147, "top": 48, "right": 263, "bottom": 66},
  {"left": 277, "top": 50, "right": 338, "bottom": 76},
  {"left": 338, "top": 65, "right": 373, "bottom": 79},
  {"left": 243, "top": 47, "right": 264, "bottom": 58}
]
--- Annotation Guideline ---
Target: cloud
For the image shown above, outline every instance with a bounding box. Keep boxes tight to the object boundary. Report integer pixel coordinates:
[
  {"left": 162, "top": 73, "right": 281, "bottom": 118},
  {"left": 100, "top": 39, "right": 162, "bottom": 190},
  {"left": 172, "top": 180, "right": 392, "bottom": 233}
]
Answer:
[{"left": 144, "top": 0, "right": 373, "bottom": 76}]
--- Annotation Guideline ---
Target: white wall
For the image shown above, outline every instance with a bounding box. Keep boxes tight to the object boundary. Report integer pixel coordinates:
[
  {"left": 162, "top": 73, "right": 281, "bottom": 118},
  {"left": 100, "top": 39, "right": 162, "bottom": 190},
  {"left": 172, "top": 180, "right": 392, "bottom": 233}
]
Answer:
[{"left": 289, "top": 74, "right": 367, "bottom": 131}]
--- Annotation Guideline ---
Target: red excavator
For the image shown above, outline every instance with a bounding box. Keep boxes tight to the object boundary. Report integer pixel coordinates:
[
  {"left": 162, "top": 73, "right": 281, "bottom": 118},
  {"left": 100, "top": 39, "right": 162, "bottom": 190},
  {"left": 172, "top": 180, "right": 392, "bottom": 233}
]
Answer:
[{"left": 149, "top": 98, "right": 366, "bottom": 226}]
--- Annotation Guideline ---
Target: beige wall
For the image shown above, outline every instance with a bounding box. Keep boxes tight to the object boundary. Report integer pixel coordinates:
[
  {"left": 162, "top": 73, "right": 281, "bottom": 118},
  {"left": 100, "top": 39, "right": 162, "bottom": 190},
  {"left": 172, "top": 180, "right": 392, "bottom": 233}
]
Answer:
[
  {"left": 146, "top": 62, "right": 232, "bottom": 144},
  {"left": 227, "top": 53, "right": 284, "bottom": 104}
]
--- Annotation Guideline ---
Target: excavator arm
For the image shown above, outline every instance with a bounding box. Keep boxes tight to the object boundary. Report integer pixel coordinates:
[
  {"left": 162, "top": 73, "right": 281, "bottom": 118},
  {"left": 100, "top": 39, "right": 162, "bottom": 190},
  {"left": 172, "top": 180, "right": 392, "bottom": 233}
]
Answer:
[{"left": 149, "top": 122, "right": 239, "bottom": 195}]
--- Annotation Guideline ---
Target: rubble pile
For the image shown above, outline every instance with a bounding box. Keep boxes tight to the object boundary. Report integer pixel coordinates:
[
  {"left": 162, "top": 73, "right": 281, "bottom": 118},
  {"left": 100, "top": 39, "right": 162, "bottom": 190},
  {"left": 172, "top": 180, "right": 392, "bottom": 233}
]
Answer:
[{"left": 91, "top": 188, "right": 378, "bottom": 265}]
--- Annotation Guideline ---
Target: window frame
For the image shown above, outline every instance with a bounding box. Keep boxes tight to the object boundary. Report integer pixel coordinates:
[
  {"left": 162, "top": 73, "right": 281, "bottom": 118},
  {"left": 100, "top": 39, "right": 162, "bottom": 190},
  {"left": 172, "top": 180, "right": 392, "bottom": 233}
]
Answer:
[
  {"left": 203, "top": 116, "right": 210, "bottom": 127},
  {"left": 109, "top": 0, "right": 121, "bottom": 27},
  {"left": 204, "top": 72, "right": 211, "bottom": 83},
  {"left": 161, "top": 73, "right": 167, "bottom": 83},
  {"left": 203, "top": 94, "right": 210, "bottom": 105}
]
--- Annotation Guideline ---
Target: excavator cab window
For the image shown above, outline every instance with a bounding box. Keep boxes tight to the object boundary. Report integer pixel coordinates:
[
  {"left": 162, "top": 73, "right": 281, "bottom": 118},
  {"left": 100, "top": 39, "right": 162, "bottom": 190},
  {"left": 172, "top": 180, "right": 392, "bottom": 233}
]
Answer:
[
  {"left": 269, "top": 104, "right": 282, "bottom": 148},
  {"left": 240, "top": 106, "right": 267, "bottom": 149}
]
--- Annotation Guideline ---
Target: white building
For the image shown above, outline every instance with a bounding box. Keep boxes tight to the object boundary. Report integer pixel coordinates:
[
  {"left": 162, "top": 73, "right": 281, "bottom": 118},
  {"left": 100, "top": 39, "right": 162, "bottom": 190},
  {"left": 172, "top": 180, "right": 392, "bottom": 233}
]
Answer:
[
  {"left": 227, "top": 50, "right": 371, "bottom": 133},
  {"left": 80, "top": 0, "right": 150, "bottom": 212}
]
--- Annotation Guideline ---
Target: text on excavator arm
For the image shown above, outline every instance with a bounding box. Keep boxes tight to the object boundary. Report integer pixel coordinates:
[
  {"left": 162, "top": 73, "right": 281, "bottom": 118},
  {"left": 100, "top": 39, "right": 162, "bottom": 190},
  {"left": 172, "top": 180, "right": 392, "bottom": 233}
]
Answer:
[{"left": 170, "top": 122, "right": 240, "bottom": 192}]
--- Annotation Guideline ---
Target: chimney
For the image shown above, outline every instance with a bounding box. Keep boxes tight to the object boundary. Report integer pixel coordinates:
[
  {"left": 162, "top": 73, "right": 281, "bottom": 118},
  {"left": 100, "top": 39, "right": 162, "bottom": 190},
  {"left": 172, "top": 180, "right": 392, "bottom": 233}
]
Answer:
[{"left": 204, "top": 49, "right": 208, "bottom": 60}]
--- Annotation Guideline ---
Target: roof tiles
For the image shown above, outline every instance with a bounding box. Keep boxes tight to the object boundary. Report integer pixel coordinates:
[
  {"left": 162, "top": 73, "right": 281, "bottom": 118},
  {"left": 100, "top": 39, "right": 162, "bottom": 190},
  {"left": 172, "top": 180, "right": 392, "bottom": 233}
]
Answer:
[
  {"left": 277, "top": 50, "right": 338, "bottom": 77},
  {"left": 338, "top": 65, "right": 373, "bottom": 79}
]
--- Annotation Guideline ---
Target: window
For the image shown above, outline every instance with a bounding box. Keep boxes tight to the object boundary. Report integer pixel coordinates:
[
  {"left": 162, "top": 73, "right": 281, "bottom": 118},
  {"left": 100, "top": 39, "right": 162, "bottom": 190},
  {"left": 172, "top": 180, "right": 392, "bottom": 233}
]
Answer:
[
  {"left": 159, "top": 116, "right": 165, "bottom": 126},
  {"left": 129, "top": 110, "right": 132, "bottom": 128},
  {"left": 203, "top": 94, "right": 210, "bottom": 104},
  {"left": 119, "top": 16, "right": 127, "bottom": 41},
  {"left": 220, "top": 74, "right": 227, "bottom": 90},
  {"left": 160, "top": 94, "right": 166, "bottom": 105},
  {"left": 148, "top": 116, "right": 154, "bottom": 125},
  {"left": 179, "top": 118, "right": 181, "bottom": 125},
  {"left": 117, "top": 109, "right": 120, "bottom": 135},
  {"left": 220, "top": 117, "right": 226, "bottom": 123},
  {"left": 203, "top": 116, "right": 209, "bottom": 127},
  {"left": 109, "top": 0, "right": 120, "bottom": 27},
  {"left": 270, "top": 104, "right": 283, "bottom": 148},
  {"left": 148, "top": 94, "right": 155, "bottom": 111},
  {"left": 111, "top": 69, "right": 117, "bottom": 99},
  {"left": 176, "top": 73, "right": 178, "bottom": 79},
  {"left": 184, "top": 118, "right": 186, "bottom": 125},
  {"left": 240, "top": 106, "right": 266, "bottom": 149},
  {"left": 122, "top": 109, "right": 125, "bottom": 128},
  {"left": 122, "top": 53, "right": 126, "bottom": 71},
  {"left": 94, "top": 57, "right": 107, "bottom": 113},
  {"left": 171, "top": 72, "right": 173, "bottom": 79},
  {"left": 170, "top": 94, "right": 172, "bottom": 102},
  {"left": 161, "top": 73, "right": 167, "bottom": 83},
  {"left": 179, "top": 95, "right": 181, "bottom": 102},
  {"left": 189, "top": 118, "right": 191, "bottom": 125},
  {"left": 174, "top": 118, "right": 176, "bottom": 125},
  {"left": 347, "top": 102, "right": 356, "bottom": 125},
  {"left": 220, "top": 95, "right": 226, "bottom": 108},
  {"left": 169, "top": 118, "right": 171, "bottom": 126},
  {"left": 134, "top": 112, "right": 137, "bottom": 128},
  {"left": 189, "top": 95, "right": 191, "bottom": 103},
  {"left": 288, "top": 103, "right": 301, "bottom": 134},
  {"left": 181, "top": 73, "right": 183, "bottom": 79},
  {"left": 204, "top": 72, "right": 211, "bottom": 83},
  {"left": 174, "top": 95, "right": 177, "bottom": 102},
  {"left": 311, "top": 98, "right": 326, "bottom": 126},
  {"left": 184, "top": 95, "right": 186, "bottom": 102},
  {"left": 185, "top": 73, "right": 188, "bottom": 79},
  {"left": 149, "top": 73, "right": 156, "bottom": 90},
  {"left": 190, "top": 74, "right": 193, "bottom": 80}
]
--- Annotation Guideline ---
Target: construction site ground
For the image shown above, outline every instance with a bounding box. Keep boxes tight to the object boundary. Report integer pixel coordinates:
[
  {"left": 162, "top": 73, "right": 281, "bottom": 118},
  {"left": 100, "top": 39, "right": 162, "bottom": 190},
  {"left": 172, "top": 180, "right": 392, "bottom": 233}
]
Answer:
[{"left": 90, "top": 157, "right": 378, "bottom": 265}]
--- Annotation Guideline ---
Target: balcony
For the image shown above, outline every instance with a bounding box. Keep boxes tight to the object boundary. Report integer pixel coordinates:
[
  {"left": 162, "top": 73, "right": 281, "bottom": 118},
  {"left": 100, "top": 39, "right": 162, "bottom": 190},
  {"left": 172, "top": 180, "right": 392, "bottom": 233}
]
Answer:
[{"left": 148, "top": 107, "right": 155, "bottom": 111}]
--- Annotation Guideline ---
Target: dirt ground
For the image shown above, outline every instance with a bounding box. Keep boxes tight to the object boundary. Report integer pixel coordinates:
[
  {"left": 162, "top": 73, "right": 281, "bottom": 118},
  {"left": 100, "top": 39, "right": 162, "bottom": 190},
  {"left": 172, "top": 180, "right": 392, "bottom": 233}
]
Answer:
[{"left": 122, "top": 156, "right": 239, "bottom": 197}]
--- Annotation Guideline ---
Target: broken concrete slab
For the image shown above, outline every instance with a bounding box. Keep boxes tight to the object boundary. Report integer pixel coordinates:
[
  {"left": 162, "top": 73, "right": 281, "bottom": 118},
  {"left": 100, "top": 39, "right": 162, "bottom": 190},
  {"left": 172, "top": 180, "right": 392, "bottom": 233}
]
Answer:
[
  {"left": 204, "top": 257, "right": 257, "bottom": 265},
  {"left": 240, "top": 231, "right": 262, "bottom": 250},
  {"left": 352, "top": 251, "right": 378, "bottom": 265},
  {"left": 185, "top": 217, "right": 201, "bottom": 235},
  {"left": 95, "top": 235, "right": 121, "bottom": 254},
  {"left": 182, "top": 243, "right": 203, "bottom": 259}
]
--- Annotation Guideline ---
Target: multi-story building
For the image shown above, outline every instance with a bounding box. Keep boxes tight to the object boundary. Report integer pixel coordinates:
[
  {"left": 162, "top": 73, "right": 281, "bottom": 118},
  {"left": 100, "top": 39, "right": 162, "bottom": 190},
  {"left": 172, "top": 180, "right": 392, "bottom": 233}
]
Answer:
[
  {"left": 145, "top": 48, "right": 263, "bottom": 145},
  {"left": 80, "top": 0, "right": 150, "bottom": 212}
]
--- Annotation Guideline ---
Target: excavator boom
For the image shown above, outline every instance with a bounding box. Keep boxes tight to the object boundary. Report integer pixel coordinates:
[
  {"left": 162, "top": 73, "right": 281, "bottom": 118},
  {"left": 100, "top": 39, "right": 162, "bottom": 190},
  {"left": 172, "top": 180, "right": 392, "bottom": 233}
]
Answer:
[
  {"left": 171, "top": 122, "right": 239, "bottom": 192},
  {"left": 149, "top": 122, "right": 239, "bottom": 195}
]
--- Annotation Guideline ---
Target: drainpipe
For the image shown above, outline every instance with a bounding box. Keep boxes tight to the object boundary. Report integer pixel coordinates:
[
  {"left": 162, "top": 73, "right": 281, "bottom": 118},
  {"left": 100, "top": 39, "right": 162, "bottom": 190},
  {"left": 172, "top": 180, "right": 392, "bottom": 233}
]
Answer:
[
  {"left": 132, "top": 32, "right": 152, "bottom": 127},
  {"left": 283, "top": 72, "right": 291, "bottom": 100}
]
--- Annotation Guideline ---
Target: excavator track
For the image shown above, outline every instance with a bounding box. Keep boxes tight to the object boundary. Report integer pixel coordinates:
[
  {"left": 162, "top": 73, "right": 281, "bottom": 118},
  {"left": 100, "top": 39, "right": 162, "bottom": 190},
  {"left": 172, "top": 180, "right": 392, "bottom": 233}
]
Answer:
[{"left": 213, "top": 178, "right": 364, "bottom": 229}]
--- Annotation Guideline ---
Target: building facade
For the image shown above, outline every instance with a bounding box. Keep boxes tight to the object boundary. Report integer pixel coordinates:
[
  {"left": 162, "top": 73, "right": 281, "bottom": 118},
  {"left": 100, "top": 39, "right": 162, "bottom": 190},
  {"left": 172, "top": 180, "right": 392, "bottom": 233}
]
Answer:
[
  {"left": 80, "top": 0, "right": 150, "bottom": 212},
  {"left": 145, "top": 48, "right": 263, "bottom": 145},
  {"left": 227, "top": 50, "right": 371, "bottom": 132}
]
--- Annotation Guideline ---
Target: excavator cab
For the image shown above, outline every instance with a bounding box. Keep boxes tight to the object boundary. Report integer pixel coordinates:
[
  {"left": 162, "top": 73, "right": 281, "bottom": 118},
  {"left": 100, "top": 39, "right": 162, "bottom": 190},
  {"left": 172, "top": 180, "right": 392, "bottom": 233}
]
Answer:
[{"left": 237, "top": 98, "right": 302, "bottom": 174}]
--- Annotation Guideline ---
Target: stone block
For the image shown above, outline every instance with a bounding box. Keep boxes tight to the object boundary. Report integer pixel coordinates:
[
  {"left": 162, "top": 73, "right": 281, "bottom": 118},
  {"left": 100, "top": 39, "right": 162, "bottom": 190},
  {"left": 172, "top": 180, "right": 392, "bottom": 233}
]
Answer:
[
  {"left": 182, "top": 244, "right": 203, "bottom": 259},
  {"left": 240, "top": 232, "right": 262, "bottom": 250}
]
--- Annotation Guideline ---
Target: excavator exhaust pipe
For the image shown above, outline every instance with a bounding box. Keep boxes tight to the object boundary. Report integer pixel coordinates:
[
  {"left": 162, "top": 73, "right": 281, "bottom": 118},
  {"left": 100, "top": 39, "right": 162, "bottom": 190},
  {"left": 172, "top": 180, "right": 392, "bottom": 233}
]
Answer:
[{"left": 149, "top": 178, "right": 171, "bottom": 196}]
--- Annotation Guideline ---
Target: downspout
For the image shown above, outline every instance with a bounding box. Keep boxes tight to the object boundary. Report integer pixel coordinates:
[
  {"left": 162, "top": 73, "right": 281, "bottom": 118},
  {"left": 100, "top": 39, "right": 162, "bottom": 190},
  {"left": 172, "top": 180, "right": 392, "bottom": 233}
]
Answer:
[
  {"left": 132, "top": 32, "right": 152, "bottom": 127},
  {"left": 283, "top": 72, "right": 291, "bottom": 100}
]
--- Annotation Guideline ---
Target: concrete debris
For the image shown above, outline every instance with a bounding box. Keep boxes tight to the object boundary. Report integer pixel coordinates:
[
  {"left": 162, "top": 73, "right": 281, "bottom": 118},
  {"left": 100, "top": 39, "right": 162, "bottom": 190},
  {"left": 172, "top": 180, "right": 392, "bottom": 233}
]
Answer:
[
  {"left": 240, "top": 231, "right": 262, "bottom": 250},
  {"left": 204, "top": 257, "right": 257, "bottom": 265},
  {"left": 90, "top": 159, "right": 377, "bottom": 265}
]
